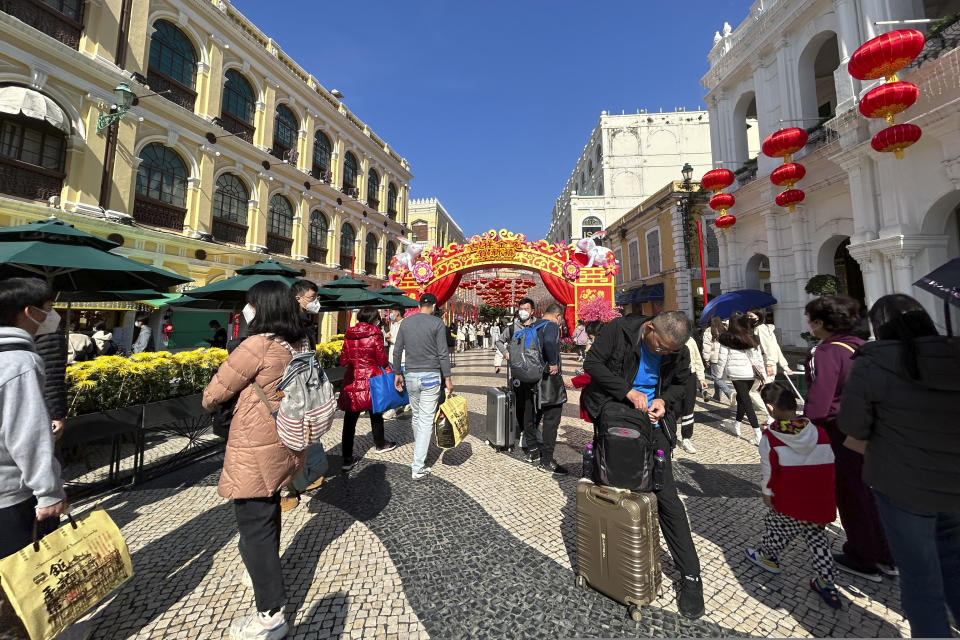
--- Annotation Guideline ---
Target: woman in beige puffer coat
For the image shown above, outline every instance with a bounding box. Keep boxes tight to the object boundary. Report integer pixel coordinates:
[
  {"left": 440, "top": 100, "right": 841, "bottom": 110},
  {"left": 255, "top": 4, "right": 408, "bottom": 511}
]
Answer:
[{"left": 202, "top": 280, "right": 308, "bottom": 640}]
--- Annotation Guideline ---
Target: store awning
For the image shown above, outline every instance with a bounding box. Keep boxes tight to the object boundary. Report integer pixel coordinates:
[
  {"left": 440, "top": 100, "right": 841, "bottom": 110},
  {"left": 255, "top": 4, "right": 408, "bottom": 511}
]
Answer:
[
  {"left": 616, "top": 283, "right": 665, "bottom": 305},
  {"left": 0, "top": 85, "right": 70, "bottom": 133}
]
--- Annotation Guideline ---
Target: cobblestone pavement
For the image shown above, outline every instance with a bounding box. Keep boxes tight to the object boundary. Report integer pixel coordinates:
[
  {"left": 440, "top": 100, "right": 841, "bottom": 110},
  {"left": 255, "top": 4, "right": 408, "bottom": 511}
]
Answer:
[{"left": 70, "top": 350, "right": 911, "bottom": 639}]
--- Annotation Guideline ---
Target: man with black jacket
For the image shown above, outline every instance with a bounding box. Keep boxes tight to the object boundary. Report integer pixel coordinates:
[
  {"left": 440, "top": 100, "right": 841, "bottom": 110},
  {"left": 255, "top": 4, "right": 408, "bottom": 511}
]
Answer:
[{"left": 583, "top": 310, "right": 705, "bottom": 619}]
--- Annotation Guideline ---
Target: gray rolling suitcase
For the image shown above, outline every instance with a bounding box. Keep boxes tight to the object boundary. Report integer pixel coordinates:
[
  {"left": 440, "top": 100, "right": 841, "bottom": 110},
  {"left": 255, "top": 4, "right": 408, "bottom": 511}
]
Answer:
[{"left": 485, "top": 384, "right": 517, "bottom": 451}]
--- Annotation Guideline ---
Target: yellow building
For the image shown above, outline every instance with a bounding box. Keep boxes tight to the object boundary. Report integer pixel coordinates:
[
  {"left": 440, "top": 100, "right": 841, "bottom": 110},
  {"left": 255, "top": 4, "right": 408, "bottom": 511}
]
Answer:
[
  {"left": 607, "top": 181, "right": 723, "bottom": 320},
  {"left": 0, "top": 0, "right": 413, "bottom": 338},
  {"left": 407, "top": 198, "right": 466, "bottom": 250}
]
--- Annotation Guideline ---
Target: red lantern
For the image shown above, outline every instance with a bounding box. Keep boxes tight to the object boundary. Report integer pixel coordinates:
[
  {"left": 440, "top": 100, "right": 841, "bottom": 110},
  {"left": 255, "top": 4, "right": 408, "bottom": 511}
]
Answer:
[
  {"left": 714, "top": 214, "right": 737, "bottom": 232},
  {"left": 859, "top": 81, "right": 919, "bottom": 123},
  {"left": 775, "top": 189, "right": 806, "bottom": 212},
  {"left": 762, "top": 128, "right": 809, "bottom": 162},
  {"left": 848, "top": 29, "right": 925, "bottom": 82},
  {"left": 709, "top": 192, "right": 735, "bottom": 213},
  {"left": 871, "top": 123, "right": 922, "bottom": 159},
  {"left": 701, "top": 168, "right": 735, "bottom": 193},
  {"left": 770, "top": 163, "right": 806, "bottom": 188}
]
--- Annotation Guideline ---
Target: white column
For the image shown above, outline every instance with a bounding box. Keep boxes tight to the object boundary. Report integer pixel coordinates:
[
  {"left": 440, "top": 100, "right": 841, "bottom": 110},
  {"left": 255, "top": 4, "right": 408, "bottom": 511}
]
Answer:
[
  {"left": 839, "top": 153, "right": 882, "bottom": 244},
  {"left": 833, "top": 0, "right": 862, "bottom": 112},
  {"left": 848, "top": 244, "right": 885, "bottom": 311},
  {"left": 775, "top": 38, "right": 800, "bottom": 124},
  {"left": 789, "top": 207, "right": 814, "bottom": 305}
]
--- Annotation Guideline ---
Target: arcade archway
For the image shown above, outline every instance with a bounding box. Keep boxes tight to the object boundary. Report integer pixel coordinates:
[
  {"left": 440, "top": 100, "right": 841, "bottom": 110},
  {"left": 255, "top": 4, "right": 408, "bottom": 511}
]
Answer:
[{"left": 388, "top": 229, "right": 619, "bottom": 331}]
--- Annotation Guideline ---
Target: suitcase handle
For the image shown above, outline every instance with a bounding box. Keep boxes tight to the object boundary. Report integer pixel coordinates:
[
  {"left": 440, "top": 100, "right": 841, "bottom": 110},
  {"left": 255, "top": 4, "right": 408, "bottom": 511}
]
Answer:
[{"left": 585, "top": 484, "right": 641, "bottom": 516}]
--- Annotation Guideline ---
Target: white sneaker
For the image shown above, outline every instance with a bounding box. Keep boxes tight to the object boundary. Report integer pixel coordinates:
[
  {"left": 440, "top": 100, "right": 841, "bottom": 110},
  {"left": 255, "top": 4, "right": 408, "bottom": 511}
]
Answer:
[
  {"left": 726, "top": 420, "right": 742, "bottom": 437},
  {"left": 383, "top": 409, "right": 397, "bottom": 420},
  {"left": 412, "top": 467, "right": 432, "bottom": 480},
  {"left": 229, "top": 611, "right": 288, "bottom": 639},
  {"left": 680, "top": 438, "right": 697, "bottom": 454},
  {"left": 240, "top": 568, "right": 252, "bottom": 588},
  {"left": 752, "top": 428, "right": 763, "bottom": 446}
]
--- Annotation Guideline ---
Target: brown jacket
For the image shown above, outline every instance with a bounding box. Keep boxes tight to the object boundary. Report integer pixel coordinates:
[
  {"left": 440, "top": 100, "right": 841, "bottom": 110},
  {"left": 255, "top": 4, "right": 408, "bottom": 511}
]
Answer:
[{"left": 202, "top": 334, "right": 305, "bottom": 499}]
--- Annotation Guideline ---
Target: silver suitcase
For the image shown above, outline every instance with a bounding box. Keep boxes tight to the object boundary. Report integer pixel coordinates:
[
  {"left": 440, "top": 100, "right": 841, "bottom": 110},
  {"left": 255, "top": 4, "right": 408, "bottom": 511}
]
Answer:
[{"left": 485, "top": 385, "right": 516, "bottom": 450}]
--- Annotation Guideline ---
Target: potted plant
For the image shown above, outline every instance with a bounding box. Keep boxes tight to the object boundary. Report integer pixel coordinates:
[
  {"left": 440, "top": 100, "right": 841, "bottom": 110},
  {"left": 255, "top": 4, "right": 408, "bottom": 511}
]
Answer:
[{"left": 805, "top": 274, "right": 841, "bottom": 296}]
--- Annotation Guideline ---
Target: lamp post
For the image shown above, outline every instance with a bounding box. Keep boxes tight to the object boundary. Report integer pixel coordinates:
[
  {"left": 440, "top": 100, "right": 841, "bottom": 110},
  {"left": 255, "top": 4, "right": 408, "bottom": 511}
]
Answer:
[
  {"left": 676, "top": 164, "right": 709, "bottom": 312},
  {"left": 681, "top": 162, "right": 694, "bottom": 183},
  {"left": 96, "top": 82, "right": 136, "bottom": 133}
]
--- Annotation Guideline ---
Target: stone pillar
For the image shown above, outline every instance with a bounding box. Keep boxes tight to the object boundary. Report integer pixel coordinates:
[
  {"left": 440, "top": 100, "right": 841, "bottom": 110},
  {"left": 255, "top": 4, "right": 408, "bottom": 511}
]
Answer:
[
  {"left": 303, "top": 112, "right": 317, "bottom": 173},
  {"left": 296, "top": 127, "right": 309, "bottom": 172},
  {"left": 293, "top": 197, "right": 310, "bottom": 260},
  {"left": 838, "top": 153, "right": 882, "bottom": 245},
  {"left": 789, "top": 206, "right": 814, "bottom": 305},
  {"left": 359, "top": 155, "right": 369, "bottom": 205},
  {"left": 775, "top": 38, "right": 800, "bottom": 124},
  {"left": 185, "top": 146, "right": 216, "bottom": 236},
  {"left": 197, "top": 37, "right": 225, "bottom": 119},
  {"left": 332, "top": 135, "right": 345, "bottom": 189},
  {"left": 847, "top": 244, "right": 885, "bottom": 311},
  {"left": 255, "top": 84, "right": 276, "bottom": 152},
  {"left": 248, "top": 176, "right": 270, "bottom": 251},
  {"left": 328, "top": 210, "right": 341, "bottom": 268}
]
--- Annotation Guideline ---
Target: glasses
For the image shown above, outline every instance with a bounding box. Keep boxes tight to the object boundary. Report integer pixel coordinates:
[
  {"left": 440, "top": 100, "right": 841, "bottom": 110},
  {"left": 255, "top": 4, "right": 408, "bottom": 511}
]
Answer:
[{"left": 647, "top": 326, "right": 683, "bottom": 354}]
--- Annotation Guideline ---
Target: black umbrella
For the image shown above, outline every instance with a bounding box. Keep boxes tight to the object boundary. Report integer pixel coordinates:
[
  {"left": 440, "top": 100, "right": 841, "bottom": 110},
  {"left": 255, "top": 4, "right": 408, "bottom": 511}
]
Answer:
[{"left": 914, "top": 257, "right": 960, "bottom": 335}]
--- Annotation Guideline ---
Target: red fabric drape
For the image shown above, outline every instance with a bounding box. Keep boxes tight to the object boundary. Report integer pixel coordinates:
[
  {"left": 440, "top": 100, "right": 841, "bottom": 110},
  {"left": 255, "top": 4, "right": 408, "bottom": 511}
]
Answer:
[
  {"left": 426, "top": 271, "right": 463, "bottom": 306},
  {"left": 540, "top": 270, "right": 576, "bottom": 335}
]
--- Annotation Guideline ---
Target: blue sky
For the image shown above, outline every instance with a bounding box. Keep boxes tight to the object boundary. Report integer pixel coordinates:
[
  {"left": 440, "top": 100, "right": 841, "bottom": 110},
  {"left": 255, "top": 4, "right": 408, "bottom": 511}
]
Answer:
[{"left": 233, "top": 0, "right": 751, "bottom": 239}]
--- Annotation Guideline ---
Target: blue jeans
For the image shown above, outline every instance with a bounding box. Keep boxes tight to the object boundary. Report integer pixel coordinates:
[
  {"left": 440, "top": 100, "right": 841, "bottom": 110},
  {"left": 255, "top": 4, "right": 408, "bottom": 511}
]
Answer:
[
  {"left": 709, "top": 363, "right": 732, "bottom": 399},
  {"left": 405, "top": 371, "right": 442, "bottom": 475},
  {"left": 873, "top": 490, "right": 960, "bottom": 638}
]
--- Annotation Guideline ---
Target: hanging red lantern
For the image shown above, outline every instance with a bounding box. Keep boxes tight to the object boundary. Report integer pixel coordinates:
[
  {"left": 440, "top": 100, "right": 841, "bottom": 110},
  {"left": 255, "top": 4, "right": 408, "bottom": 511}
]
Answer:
[
  {"left": 775, "top": 189, "right": 806, "bottom": 212},
  {"left": 871, "top": 123, "right": 922, "bottom": 159},
  {"left": 714, "top": 214, "right": 737, "bottom": 232},
  {"left": 848, "top": 29, "right": 925, "bottom": 82},
  {"left": 859, "top": 81, "right": 919, "bottom": 122},
  {"left": 770, "top": 163, "right": 807, "bottom": 188},
  {"left": 708, "top": 192, "right": 735, "bottom": 213},
  {"left": 701, "top": 168, "right": 735, "bottom": 193},
  {"left": 762, "top": 128, "right": 809, "bottom": 162}
]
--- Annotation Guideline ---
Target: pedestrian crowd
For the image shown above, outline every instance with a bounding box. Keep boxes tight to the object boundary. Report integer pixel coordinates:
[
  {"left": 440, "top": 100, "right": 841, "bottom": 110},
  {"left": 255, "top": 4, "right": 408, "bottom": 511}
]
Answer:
[{"left": 0, "top": 271, "right": 957, "bottom": 639}]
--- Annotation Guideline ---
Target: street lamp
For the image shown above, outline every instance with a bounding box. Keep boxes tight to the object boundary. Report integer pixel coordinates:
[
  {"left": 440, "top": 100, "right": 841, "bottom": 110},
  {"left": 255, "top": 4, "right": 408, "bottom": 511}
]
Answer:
[
  {"left": 681, "top": 162, "right": 694, "bottom": 183},
  {"left": 96, "top": 83, "right": 136, "bottom": 133}
]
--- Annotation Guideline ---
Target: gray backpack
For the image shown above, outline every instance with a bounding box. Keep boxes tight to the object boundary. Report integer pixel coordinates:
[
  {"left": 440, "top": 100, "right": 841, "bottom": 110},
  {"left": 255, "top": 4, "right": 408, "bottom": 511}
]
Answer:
[{"left": 507, "top": 321, "right": 549, "bottom": 384}]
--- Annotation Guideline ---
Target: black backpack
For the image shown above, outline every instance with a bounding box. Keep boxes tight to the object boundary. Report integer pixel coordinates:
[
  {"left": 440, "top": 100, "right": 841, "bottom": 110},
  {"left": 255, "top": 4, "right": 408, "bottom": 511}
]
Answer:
[
  {"left": 594, "top": 402, "right": 657, "bottom": 492},
  {"left": 98, "top": 340, "right": 118, "bottom": 356}
]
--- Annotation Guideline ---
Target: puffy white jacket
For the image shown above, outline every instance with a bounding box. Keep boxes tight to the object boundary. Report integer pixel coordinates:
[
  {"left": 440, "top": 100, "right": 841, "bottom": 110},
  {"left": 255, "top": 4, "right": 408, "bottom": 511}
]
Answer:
[{"left": 717, "top": 343, "right": 763, "bottom": 381}]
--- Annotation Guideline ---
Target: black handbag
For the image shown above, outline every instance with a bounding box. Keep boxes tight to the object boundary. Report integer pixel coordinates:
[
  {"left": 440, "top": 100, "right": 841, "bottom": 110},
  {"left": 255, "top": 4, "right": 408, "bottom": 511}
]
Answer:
[
  {"left": 593, "top": 401, "right": 657, "bottom": 492},
  {"left": 537, "top": 372, "right": 567, "bottom": 408}
]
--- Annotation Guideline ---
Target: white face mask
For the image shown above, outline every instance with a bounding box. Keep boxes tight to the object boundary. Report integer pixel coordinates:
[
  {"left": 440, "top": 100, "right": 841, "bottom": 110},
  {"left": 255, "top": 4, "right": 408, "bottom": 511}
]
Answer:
[
  {"left": 30, "top": 307, "right": 61, "bottom": 336},
  {"left": 518, "top": 310, "right": 531, "bottom": 321},
  {"left": 242, "top": 304, "right": 256, "bottom": 324},
  {"left": 305, "top": 299, "right": 322, "bottom": 314}
]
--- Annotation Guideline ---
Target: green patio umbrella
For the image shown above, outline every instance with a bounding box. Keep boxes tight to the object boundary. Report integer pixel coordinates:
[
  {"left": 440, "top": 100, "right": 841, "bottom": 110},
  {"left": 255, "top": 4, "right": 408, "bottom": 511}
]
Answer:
[
  {"left": 56, "top": 289, "right": 165, "bottom": 303},
  {"left": 374, "top": 285, "right": 418, "bottom": 308},
  {"left": 319, "top": 287, "right": 395, "bottom": 310},
  {"left": 0, "top": 218, "right": 190, "bottom": 292},
  {"left": 235, "top": 258, "right": 303, "bottom": 277},
  {"left": 184, "top": 259, "right": 336, "bottom": 305},
  {"left": 323, "top": 274, "right": 371, "bottom": 289}
]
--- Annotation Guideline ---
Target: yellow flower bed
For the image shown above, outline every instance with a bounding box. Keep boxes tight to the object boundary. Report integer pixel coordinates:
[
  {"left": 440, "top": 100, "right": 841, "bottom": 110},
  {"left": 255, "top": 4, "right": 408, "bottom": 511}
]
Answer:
[
  {"left": 66, "top": 348, "right": 227, "bottom": 417},
  {"left": 316, "top": 335, "right": 344, "bottom": 368}
]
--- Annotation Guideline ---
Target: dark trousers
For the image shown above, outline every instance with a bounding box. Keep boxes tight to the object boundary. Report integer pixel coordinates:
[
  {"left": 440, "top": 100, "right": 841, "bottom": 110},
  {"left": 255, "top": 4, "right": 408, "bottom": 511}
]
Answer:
[
  {"left": 653, "top": 428, "right": 701, "bottom": 578},
  {"left": 731, "top": 379, "right": 760, "bottom": 430},
  {"left": 515, "top": 383, "right": 544, "bottom": 448},
  {"left": 0, "top": 498, "right": 58, "bottom": 559},
  {"left": 234, "top": 493, "right": 285, "bottom": 613},
  {"left": 529, "top": 403, "right": 562, "bottom": 463},
  {"left": 874, "top": 490, "right": 960, "bottom": 638},
  {"left": 827, "top": 434, "right": 891, "bottom": 570},
  {"left": 680, "top": 375, "right": 697, "bottom": 440},
  {"left": 342, "top": 410, "right": 385, "bottom": 460}
]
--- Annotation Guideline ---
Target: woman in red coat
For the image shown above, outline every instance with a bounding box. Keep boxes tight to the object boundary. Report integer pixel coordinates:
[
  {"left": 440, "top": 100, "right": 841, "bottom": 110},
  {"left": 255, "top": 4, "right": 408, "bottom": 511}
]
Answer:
[{"left": 339, "top": 307, "right": 397, "bottom": 470}]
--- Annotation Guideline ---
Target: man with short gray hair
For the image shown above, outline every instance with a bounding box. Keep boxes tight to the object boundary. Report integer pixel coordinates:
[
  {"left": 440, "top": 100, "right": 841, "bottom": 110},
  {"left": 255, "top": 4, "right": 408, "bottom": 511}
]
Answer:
[{"left": 582, "top": 309, "right": 704, "bottom": 619}]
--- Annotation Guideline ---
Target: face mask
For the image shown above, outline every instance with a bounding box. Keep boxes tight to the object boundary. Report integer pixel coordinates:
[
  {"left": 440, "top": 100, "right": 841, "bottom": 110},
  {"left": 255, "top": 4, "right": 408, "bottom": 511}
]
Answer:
[
  {"left": 242, "top": 304, "right": 256, "bottom": 324},
  {"left": 518, "top": 310, "right": 531, "bottom": 321},
  {"left": 305, "top": 299, "right": 321, "bottom": 314},
  {"left": 30, "top": 307, "right": 61, "bottom": 336}
]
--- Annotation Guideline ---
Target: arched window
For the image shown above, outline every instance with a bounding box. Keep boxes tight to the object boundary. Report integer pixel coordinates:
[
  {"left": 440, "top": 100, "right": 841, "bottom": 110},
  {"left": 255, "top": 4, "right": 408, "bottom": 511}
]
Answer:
[
  {"left": 343, "top": 151, "right": 358, "bottom": 191},
  {"left": 340, "top": 222, "right": 356, "bottom": 270},
  {"left": 0, "top": 95, "right": 67, "bottom": 201},
  {"left": 7, "top": 0, "right": 83, "bottom": 47},
  {"left": 581, "top": 215, "right": 603, "bottom": 239},
  {"left": 367, "top": 168, "right": 380, "bottom": 208},
  {"left": 308, "top": 211, "right": 328, "bottom": 262},
  {"left": 312, "top": 131, "right": 331, "bottom": 179},
  {"left": 220, "top": 69, "right": 255, "bottom": 142},
  {"left": 364, "top": 232, "right": 378, "bottom": 275},
  {"left": 385, "top": 241, "right": 398, "bottom": 265},
  {"left": 272, "top": 104, "right": 298, "bottom": 161},
  {"left": 596, "top": 145, "right": 602, "bottom": 163},
  {"left": 212, "top": 173, "right": 249, "bottom": 244},
  {"left": 266, "top": 194, "right": 294, "bottom": 255},
  {"left": 134, "top": 142, "right": 188, "bottom": 230},
  {"left": 411, "top": 219, "right": 428, "bottom": 243},
  {"left": 387, "top": 183, "right": 398, "bottom": 216},
  {"left": 148, "top": 21, "right": 198, "bottom": 110}
]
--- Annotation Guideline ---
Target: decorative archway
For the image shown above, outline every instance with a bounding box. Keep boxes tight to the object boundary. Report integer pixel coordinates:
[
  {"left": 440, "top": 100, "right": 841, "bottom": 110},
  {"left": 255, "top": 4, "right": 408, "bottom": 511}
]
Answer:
[{"left": 389, "top": 229, "right": 619, "bottom": 332}]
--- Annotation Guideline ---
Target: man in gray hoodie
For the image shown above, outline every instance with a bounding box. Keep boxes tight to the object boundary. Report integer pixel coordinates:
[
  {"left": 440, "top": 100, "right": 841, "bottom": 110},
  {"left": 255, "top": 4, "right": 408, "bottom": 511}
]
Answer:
[{"left": 0, "top": 278, "right": 68, "bottom": 559}]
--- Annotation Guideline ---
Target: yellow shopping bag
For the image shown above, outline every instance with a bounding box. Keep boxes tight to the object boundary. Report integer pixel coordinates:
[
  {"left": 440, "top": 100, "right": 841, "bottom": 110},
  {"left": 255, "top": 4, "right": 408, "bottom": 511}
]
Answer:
[
  {"left": 0, "top": 509, "right": 133, "bottom": 640},
  {"left": 434, "top": 393, "right": 469, "bottom": 449}
]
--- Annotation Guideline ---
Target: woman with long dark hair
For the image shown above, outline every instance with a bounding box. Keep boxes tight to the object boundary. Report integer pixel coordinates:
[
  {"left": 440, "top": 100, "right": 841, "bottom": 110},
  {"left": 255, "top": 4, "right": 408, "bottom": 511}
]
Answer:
[
  {"left": 716, "top": 311, "right": 765, "bottom": 443},
  {"left": 202, "top": 280, "right": 309, "bottom": 640},
  {"left": 804, "top": 294, "right": 894, "bottom": 583},
  {"left": 338, "top": 307, "right": 396, "bottom": 471},
  {"left": 838, "top": 295, "right": 960, "bottom": 637},
  {"left": 701, "top": 316, "right": 733, "bottom": 403}
]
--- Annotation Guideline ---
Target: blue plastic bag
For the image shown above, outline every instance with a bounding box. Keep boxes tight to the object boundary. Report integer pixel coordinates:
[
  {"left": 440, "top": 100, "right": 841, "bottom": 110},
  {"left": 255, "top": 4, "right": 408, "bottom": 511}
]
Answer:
[{"left": 370, "top": 367, "right": 409, "bottom": 414}]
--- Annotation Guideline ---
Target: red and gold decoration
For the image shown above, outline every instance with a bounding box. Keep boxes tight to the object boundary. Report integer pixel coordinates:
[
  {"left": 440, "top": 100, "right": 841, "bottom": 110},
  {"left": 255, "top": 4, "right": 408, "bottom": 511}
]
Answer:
[
  {"left": 848, "top": 29, "right": 925, "bottom": 159},
  {"left": 763, "top": 127, "right": 809, "bottom": 213},
  {"left": 702, "top": 168, "right": 737, "bottom": 232}
]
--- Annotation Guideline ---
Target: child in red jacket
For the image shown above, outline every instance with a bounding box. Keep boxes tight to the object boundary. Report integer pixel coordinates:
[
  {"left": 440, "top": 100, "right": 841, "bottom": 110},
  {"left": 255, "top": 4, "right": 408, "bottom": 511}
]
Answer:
[{"left": 745, "top": 383, "right": 842, "bottom": 609}]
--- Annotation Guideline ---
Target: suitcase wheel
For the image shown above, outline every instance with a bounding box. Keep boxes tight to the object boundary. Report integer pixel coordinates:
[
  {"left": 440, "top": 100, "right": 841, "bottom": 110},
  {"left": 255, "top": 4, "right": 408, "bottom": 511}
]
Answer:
[{"left": 628, "top": 604, "right": 642, "bottom": 622}]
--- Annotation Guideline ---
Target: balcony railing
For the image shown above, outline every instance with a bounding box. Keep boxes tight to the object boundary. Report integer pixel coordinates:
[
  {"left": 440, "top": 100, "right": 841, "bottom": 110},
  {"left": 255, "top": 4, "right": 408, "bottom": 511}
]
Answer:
[
  {"left": 340, "top": 254, "right": 354, "bottom": 271},
  {"left": 0, "top": 0, "right": 82, "bottom": 49},
  {"left": 0, "top": 156, "right": 64, "bottom": 201},
  {"left": 218, "top": 112, "right": 255, "bottom": 144},
  {"left": 133, "top": 196, "right": 186, "bottom": 231},
  {"left": 806, "top": 120, "right": 839, "bottom": 152},
  {"left": 212, "top": 217, "right": 248, "bottom": 245},
  {"left": 734, "top": 158, "right": 758, "bottom": 187},
  {"left": 342, "top": 184, "right": 359, "bottom": 199},
  {"left": 266, "top": 233, "right": 292, "bottom": 256},
  {"left": 146, "top": 68, "right": 197, "bottom": 112},
  {"left": 311, "top": 166, "right": 330, "bottom": 182},
  {"left": 367, "top": 196, "right": 379, "bottom": 210},
  {"left": 307, "top": 245, "right": 327, "bottom": 263}
]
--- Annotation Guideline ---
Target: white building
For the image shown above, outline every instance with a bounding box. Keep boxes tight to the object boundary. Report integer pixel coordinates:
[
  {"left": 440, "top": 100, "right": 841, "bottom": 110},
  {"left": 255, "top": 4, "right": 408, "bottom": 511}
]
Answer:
[
  {"left": 703, "top": 0, "right": 960, "bottom": 345},
  {"left": 545, "top": 110, "right": 714, "bottom": 244}
]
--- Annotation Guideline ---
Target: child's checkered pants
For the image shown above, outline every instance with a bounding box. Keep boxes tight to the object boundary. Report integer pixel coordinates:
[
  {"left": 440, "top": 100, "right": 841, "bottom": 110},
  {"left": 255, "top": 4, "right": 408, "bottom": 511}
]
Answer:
[{"left": 759, "top": 509, "right": 837, "bottom": 583}]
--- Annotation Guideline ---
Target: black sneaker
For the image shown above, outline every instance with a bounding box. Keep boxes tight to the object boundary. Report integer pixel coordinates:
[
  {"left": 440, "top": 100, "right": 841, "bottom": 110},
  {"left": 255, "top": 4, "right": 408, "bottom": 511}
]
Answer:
[
  {"left": 523, "top": 448, "right": 541, "bottom": 464},
  {"left": 677, "top": 575, "right": 705, "bottom": 619},
  {"left": 833, "top": 554, "right": 882, "bottom": 583},
  {"left": 374, "top": 441, "right": 398, "bottom": 454},
  {"left": 537, "top": 459, "right": 569, "bottom": 476},
  {"left": 341, "top": 457, "right": 357, "bottom": 472}
]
